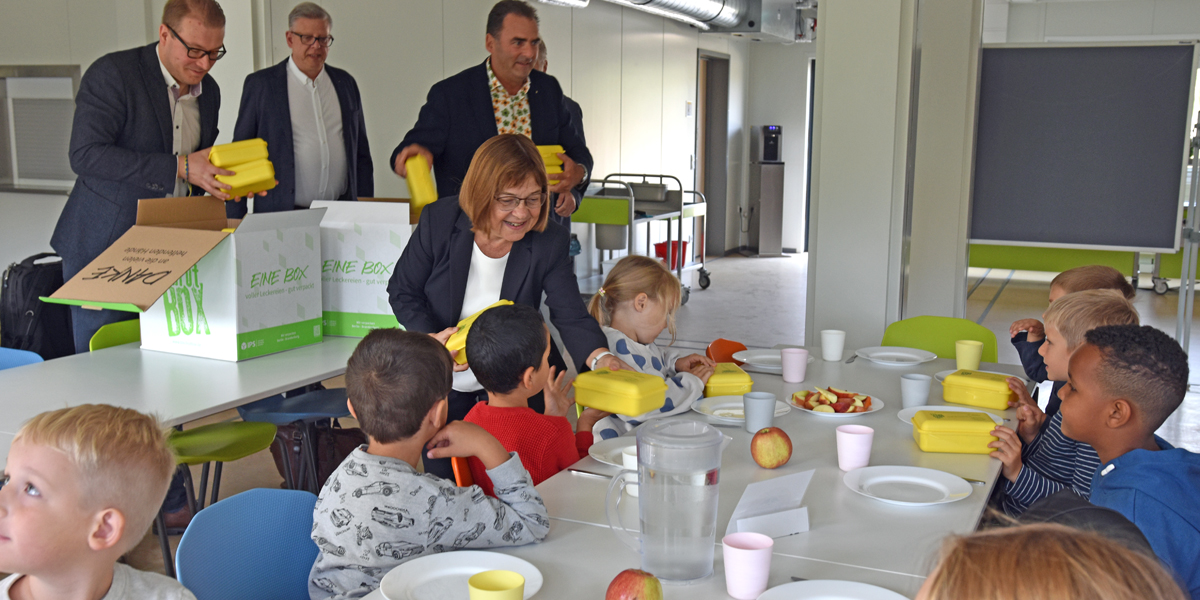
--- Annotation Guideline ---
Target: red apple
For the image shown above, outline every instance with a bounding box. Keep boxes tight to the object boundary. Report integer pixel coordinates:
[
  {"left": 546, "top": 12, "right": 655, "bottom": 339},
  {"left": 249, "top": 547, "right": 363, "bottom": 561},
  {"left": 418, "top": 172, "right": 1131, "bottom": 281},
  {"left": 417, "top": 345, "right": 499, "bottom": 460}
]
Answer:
[
  {"left": 751, "top": 427, "right": 793, "bottom": 469},
  {"left": 606, "top": 569, "right": 663, "bottom": 600}
]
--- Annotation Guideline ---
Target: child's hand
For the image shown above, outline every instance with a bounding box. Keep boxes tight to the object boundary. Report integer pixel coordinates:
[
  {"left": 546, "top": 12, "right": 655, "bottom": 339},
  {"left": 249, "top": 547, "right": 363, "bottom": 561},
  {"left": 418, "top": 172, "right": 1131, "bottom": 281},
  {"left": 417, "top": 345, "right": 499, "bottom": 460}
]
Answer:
[
  {"left": 1009, "top": 318, "right": 1045, "bottom": 342},
  {"left": 1007, "top": 376, "right": 1034, "bottom": 408},
  {"left": 429, "top": 327, "right": 470, "bottom": 372},
  {"left": 542, "top": 367, "right": 575, "bottom": 418},
  {"left": 1016, "top": 403, "right": 1046, "bottom": 445},
  {"left": 988, "top": 426, "right": 1023, "bottom": 482},
  {"left": 425, "top": 421, "right": 509, "bottom": 470},
  {"left": 675, "top": 353, "right": 716, "bottom": 374},
  {"left": 688, "top": 362, "right": 716, "bottom": 384},
  {"left": 577, "top": 408, "right": 610, "bottom": 433}
]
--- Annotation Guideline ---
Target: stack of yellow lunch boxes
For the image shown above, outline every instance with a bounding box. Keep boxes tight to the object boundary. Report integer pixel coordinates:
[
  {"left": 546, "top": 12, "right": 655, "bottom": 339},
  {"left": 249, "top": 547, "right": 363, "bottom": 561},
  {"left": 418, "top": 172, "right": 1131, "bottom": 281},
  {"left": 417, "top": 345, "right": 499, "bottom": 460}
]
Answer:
[
  {"left": 704, "top": 362, "right": 754, "bottom": 396},
  {"left": 942, "top": 370, "right": 1016, "bottom": 410},
  {"left": 404, "top": 153, "right": 438, "bottom": 223},
  {"left": 538, "top": 145, "right": 563, "bottom": 185},
  {"left": 574, "top": 369, "right": 668, "bottom": 416},
  {"left": 208, "top": 139, "right": 277, "bottom": 198},
  {"left": 444, "top": 300, "right": 514, "bottom": 365},
  {"left": 912, "top": 410, "right": 998, "bottom": 454}
]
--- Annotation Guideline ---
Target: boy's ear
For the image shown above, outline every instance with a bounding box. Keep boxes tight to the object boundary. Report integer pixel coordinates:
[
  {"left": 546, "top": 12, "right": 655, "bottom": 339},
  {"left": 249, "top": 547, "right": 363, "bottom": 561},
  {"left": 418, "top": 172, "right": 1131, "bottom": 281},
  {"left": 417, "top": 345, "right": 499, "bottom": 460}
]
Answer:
[
  {"left": 521, "top": 366, "right": 537, "bottom": 391},
  {"left": 88, "top": 508, "right": 125, "bottom": 552},
  {"left": 1107, "top": 397, "right": 1136, "bottom": 429},
  {"left": 346, "top": 398, "right": 358, "bottom": 421},
  {"left": 428, "top": 398, "right": 449, "bottom": 430}
]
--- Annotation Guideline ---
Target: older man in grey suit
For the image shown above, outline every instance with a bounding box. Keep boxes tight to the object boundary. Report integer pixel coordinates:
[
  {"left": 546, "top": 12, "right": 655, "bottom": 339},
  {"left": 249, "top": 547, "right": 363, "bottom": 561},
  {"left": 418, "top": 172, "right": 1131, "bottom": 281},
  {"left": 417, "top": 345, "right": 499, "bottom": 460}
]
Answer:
[{"left": 52, "top": 0, "right": 234, "bottom": 354}]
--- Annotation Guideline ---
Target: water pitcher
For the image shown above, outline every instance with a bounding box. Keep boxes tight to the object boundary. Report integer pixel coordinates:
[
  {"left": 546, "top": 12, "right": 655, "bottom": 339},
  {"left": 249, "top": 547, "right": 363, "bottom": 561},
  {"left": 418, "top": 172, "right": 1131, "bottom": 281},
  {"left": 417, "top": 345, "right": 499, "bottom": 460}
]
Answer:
[{"left": 606, "top": 420, "right": 724, "bottom": 583}]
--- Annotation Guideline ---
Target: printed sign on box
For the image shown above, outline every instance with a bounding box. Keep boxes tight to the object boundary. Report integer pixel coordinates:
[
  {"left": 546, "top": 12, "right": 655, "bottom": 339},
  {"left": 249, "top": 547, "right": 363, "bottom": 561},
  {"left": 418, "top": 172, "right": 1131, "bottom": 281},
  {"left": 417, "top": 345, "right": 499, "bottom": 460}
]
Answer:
[
  {"left": 311, "top": 200, "right": 410, "bottom": 337},
  {"left": 44, "top": 197, "right": 325, "bottom": 361}
]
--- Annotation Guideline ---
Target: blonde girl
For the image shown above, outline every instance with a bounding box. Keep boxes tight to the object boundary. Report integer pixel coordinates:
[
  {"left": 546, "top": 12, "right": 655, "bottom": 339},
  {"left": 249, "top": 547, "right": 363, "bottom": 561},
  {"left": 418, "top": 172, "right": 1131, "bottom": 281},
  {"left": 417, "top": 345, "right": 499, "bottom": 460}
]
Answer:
[
  {"left": 586, "top": 255, "right": 715, "bottom": 439},
  {"left": 918, "top": 523, "right": 1188, "bottom": 600}
]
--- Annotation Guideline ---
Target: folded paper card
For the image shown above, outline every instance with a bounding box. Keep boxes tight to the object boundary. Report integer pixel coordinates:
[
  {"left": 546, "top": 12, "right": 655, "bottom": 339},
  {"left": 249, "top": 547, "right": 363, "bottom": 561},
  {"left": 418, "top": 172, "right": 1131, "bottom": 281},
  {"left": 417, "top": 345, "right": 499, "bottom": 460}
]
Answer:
[{"left": 725, "top": 469, "right": 814, "bottom": 538}]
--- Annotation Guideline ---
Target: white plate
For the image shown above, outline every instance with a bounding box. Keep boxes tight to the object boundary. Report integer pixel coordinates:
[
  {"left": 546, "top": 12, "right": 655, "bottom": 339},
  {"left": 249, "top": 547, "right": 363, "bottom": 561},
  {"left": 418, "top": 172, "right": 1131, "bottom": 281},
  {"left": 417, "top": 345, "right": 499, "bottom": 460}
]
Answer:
[
  {"left": 854, "top": 346, "right": 938, "bottom": 366},
  {"left": 896, "top": 405, "right": 1004, "bottom": 425},
  {"left": 843, "top": 466, "right": 973, "bottom": 507},
  {"left": 732, "top": 349, "right": 815, "bottom": 373},
  {"left": 934, "top": 369, "right": 1021, "bottom": 383},
  {"left": 692, "top": 396, "right": 792, "bottom": 424},
  {"left": 588, "top": 436, "right": 636, "bottom": 467},
  {"left": 788, "top": 394, "right": 885, "bottom": 418},
  {"left": 379, "top": 551, "right": 542, "bottom": 600},
  {"left": 757, "top": 580, "right": 909, "bottom": 600}
]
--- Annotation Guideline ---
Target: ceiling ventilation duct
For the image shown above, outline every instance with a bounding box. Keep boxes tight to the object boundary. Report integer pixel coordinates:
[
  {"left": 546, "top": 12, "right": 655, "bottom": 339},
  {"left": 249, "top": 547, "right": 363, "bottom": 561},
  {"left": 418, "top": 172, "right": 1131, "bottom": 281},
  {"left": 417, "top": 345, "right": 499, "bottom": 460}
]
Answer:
[{"left": 596, "top": 0, "right": 746, "bottom": 31}]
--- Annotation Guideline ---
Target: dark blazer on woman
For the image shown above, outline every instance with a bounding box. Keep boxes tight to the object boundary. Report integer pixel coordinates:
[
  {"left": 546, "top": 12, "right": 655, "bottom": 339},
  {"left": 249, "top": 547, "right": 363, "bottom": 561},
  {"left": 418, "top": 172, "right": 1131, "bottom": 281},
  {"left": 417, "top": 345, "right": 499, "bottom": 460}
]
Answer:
[
  {"left": 228, "top": 58, "right": 373, "bottom": 217},
  {"left": 388, "top": 196, "right": 606, "bottom": 371},
  {"left": 391, "top": 60, "right": 591, "bottom": 200}
]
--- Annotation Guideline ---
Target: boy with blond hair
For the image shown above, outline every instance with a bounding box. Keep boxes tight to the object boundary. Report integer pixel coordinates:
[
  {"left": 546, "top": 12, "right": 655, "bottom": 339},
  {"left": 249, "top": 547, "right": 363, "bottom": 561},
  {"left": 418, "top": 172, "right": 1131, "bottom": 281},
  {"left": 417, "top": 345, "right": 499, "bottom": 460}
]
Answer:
[
  {"left": 0, "top": 404, "right": 193, "bottom": 600},
  {"left": 991, "top": 289, "right": 1138, "bottom": 516},
  {"left": 1062, "top": 325, "right": 1199, "bottom": 599},
  {"left": 309, "top": 329, "right": 549, "bottom": 600}
]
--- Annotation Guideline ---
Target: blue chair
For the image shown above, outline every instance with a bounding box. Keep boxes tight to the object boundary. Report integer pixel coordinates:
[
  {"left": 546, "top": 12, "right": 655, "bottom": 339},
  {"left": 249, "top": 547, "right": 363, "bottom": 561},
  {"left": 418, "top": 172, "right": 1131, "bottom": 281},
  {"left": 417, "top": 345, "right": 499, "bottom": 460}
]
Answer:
[
  {"left": 237, "top": 387, "right": 350, "bottom": 492},
  {"left": 0, "top": 348, "right": 43, "bottom": 370},
  {"left": 175, "top": 488, "right": 319, "bottom": 600}
]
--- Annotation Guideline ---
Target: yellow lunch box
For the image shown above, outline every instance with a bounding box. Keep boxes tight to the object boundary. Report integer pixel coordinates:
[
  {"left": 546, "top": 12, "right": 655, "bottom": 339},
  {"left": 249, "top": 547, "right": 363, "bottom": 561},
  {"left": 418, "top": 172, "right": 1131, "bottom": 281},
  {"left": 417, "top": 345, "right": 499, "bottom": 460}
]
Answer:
[
  {"left": 538, "top": 145, "right": 564, "bottom": 166},
  {"left": 209, "top": 138, "right": 268, "bottom": 168},
  {"left": 704, "top": 362, "right": 753, "bottom": 397},
  {"left": 444, "top": 300, "right": 514, "bottom": 365},
  {"left": 912, "top": 410, "right": 998, "bottom": 454},
  {"left": 942, "top": 370, "right": 1016, "bottom": 410},
  {"left": 214, "top": 158, "right": 276, "bottom": 198},
  {"left": 405, "top": 154, "right": 438, "bottom": 222},
  {"left": 574, "top": 369, "right": 668, "bottom": 416}
]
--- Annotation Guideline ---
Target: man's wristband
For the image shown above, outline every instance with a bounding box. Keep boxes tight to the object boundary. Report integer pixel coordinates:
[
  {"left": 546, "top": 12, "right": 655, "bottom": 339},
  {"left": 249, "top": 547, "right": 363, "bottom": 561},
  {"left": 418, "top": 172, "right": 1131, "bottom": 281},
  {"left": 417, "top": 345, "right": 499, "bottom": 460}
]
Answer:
[{"left": 590, "top": 350, "right": 614, "bottom": 371}]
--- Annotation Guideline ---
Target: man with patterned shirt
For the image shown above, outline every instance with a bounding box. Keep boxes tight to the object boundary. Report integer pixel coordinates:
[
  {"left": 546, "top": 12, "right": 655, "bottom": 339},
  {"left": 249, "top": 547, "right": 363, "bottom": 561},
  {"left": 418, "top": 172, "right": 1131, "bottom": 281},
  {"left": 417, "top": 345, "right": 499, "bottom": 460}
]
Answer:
[{"left": 391, "top": 0, "right": 591, "bottom": 218}]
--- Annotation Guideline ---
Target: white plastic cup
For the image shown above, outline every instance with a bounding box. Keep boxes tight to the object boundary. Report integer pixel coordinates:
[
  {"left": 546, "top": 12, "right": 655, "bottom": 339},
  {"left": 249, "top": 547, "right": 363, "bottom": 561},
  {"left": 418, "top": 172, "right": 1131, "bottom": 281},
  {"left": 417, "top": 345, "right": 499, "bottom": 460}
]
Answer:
[
  {"left": 821, "top": 330, "right": 847, "bottom": 362},
  {"left": 836, "top": 425, "right": 874, "bottom": 471},
  {"left": 781, "top": 348, "right": 808, "bottom": 383},
  {"left": 743, "top": 392, "right": 777, "bottom": 433},
  {"left": 621, "top": 446, "right": 639, "bottom": 497},
  {"left": 900, "top": 373, "right": 933, "bottom": 409},
  {"left": 722, "top": 532, "right": 774, "bottom": 600},
  {"left": 956, "top": 340, "right": 984, "bottom": 371}
]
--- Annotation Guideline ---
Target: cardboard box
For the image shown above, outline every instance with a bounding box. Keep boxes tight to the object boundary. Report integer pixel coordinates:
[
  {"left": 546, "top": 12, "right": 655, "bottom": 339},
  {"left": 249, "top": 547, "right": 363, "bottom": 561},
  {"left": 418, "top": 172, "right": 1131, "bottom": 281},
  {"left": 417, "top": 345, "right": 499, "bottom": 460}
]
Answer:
[
  {"left": 44, "top": 197, "right": 325, "bottom": 361},
  {"left": 310, "top": 200, "right": 411, "bottom": 337}
]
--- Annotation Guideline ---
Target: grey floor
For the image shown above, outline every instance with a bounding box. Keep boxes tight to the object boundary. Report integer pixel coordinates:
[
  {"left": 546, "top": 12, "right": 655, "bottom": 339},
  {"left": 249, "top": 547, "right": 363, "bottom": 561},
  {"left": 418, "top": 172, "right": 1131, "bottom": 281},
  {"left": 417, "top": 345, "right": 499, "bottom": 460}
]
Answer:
[{"left": 124, "top": 256, "right": 1200, "bottom": 577}]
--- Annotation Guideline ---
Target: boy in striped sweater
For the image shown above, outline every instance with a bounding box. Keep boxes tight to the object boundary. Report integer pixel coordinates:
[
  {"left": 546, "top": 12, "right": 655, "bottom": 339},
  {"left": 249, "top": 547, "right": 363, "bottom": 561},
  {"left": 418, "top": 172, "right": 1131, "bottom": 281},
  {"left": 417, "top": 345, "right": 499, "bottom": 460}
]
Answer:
[{"left": 991, "top": 289, "right": 1138, "bottom": 516}]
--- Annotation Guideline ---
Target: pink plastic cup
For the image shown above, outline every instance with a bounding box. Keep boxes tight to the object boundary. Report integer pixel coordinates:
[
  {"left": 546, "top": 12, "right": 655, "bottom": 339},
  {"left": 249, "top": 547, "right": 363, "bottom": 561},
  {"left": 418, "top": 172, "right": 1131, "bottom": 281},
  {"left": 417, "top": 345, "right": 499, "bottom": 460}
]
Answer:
[
  {"left": 836, "top": 425, "right": 874, "bottom": 471},
  {"left": 781, "top": 348, "right": 808, "bottom": 383},
  {"left": 722, "top": 532, "right": 774, "bottom": 599}
]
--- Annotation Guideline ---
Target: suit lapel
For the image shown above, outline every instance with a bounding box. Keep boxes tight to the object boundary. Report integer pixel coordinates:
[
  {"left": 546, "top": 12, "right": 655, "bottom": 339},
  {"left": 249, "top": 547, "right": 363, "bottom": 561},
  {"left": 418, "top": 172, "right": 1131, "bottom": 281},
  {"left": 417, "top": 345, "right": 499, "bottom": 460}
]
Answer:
[
  {"left": 471, "top": 60, "right": 499, "bottom": 141},
  {"left": 272, "top": 60, "right": 295, "bottom": 180},
  {"left": 448, "top": 208, "right": 475, "bottom": 320},
  {"left": 500, "top": 234, "right": 532, "bottom": 301},
  {"left": 140, "top": 44, "right": 173, "bottom": 152},
  {"left": 328, "top": 66, "right": 355, "bottom": 172}
]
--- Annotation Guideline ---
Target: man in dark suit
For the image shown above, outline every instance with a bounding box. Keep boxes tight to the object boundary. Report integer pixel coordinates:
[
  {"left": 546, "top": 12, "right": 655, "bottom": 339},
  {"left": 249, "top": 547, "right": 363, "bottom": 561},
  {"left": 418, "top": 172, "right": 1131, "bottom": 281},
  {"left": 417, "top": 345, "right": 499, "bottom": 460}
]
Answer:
[
  {"left": 391, "top": 0, "right": 590, "bottom": 219},
  {"left": 52, "top": 0, "right": 233, "bottom": 354},
  {"left": 230, "top": 2, "right": 372, "bottom": 217}
]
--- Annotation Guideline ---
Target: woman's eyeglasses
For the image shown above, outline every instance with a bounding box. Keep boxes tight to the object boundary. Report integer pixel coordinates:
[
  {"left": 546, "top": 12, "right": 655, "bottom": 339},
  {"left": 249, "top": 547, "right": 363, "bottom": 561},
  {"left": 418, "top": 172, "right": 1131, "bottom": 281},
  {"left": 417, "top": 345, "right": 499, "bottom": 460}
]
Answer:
[{"left": 495, "top": 194, "right": 545, "bottom": 212}]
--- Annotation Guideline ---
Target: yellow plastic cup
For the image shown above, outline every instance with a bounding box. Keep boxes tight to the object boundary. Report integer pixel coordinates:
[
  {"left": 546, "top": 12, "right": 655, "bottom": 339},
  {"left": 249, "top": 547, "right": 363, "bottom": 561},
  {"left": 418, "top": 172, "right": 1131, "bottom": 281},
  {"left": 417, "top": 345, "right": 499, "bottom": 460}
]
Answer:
[
  {"left": 955, "top": 340, "right": 984, "bottom": 371},
  {"left": 468, "top": 570, "right": 524, "bottom": 600}
]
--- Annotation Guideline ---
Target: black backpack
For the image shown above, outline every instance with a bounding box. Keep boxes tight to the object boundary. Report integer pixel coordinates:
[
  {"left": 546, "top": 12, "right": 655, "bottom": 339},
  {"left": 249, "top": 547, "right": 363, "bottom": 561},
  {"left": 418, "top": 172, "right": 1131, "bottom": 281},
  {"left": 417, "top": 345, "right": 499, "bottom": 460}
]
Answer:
[{"left": 1, "top": 253, "right": 75, "bottom": 359}]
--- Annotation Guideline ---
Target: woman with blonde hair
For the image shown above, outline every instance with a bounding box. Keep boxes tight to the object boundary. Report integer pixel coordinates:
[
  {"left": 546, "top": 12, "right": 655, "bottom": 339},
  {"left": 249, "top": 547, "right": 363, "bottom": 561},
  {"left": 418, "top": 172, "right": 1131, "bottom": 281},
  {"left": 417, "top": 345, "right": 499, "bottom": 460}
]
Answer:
[
  {"left": 918, "top": 523, "right": 1188, "bottom": 600},
  {"left": 387, "top": 133, "right": 630, "bottom": 479}
]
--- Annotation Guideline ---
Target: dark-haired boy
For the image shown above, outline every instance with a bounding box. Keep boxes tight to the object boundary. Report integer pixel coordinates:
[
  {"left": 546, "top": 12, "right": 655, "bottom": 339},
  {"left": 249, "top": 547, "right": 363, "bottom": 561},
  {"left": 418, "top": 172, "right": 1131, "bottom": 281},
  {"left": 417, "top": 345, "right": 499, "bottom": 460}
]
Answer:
[
  {"left": 1061, "top": 325, "right": 1200, "bottom": 599},
  {"left": 308, "top": 329, "right": 550, "bottom": 600},
  {"left": 463, "top": 303, "right": 608, "bottom": 495}
]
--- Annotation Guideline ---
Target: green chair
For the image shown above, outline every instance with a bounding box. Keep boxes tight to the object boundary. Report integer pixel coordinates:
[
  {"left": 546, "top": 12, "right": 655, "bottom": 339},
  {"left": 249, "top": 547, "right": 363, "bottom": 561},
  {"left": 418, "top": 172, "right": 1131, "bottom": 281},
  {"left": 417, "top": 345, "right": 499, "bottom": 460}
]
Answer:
[
  {"left": 880, "top": 316, "right": 998, "bottom": 363},
  {"left": 89, "top": 320, "right": 278, "bottom": 578}
]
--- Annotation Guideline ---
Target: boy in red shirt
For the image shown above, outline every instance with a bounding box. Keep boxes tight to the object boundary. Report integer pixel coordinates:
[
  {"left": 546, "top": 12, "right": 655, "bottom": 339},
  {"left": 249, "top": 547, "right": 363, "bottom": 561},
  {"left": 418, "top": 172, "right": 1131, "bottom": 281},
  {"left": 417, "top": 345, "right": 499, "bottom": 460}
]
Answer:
[{"left": 464, "top": 303, "right": 608, "bottom": 494}]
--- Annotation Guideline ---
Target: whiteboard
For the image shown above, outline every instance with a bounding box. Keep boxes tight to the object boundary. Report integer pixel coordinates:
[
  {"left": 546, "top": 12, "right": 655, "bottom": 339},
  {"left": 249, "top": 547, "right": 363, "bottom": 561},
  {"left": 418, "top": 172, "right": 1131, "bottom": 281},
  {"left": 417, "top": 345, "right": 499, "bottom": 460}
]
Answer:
[{"left": 970, "top": 44, "right": 1197, "bottom": 252}]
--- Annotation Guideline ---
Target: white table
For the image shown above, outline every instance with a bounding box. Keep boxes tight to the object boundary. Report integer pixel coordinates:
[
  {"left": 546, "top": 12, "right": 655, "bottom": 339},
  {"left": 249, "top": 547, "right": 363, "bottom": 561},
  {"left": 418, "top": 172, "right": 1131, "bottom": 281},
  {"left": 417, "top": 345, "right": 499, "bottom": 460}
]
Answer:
[
  {"left": 0, "top": 337, "right": 360, "bottom": 461},
  {"left": 363, "top": 352, "right": 1022, "bottom": 600}
]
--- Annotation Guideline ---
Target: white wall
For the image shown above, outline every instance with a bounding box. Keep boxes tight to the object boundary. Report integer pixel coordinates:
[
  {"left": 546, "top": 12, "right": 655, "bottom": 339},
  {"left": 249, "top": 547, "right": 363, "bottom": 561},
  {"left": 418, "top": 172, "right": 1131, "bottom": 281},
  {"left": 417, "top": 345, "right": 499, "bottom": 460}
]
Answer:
[
  {"left": 1007, "top": 0, "right": 1200, "bottom": 42},
  {"left": 0, "top": 0, "right": 751, "bottom": 267},
  {"left": 747, "top": 42, "right": 815, "bottom": 252}
]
